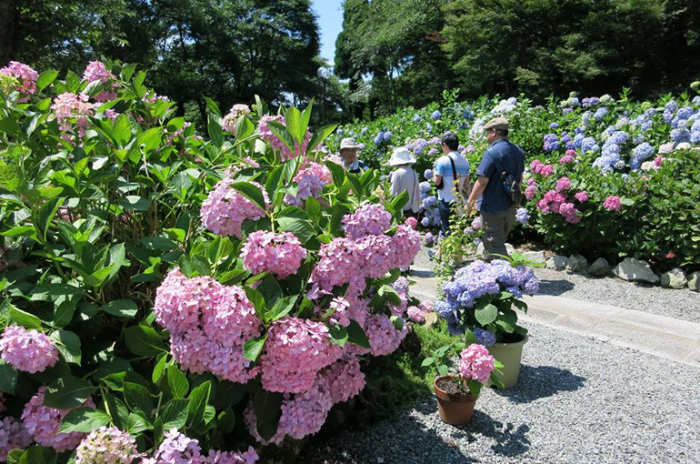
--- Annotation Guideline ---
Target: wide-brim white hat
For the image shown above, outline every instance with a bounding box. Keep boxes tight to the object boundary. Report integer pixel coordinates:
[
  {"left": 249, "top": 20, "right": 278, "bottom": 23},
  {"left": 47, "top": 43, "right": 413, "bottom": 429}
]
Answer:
[
  {"left": 388, "top": 147, "right": 416, "bottom": 166},
  {"left": 340, "top": 137, "right": 362, "bottom": 150}
]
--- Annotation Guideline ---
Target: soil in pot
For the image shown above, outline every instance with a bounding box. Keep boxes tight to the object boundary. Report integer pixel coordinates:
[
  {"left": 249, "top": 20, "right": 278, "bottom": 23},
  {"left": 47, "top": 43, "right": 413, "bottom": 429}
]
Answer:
[
  {"left": 434, "top": 375, "right": 476, "bottom": 425},
  {"left": 435, "top": 376, "right": 471, "bottom": 396}
]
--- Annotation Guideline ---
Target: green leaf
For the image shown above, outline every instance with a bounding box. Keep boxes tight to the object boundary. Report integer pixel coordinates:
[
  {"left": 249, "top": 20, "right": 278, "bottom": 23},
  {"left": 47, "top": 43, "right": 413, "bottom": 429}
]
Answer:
[
  {"left": 324, "top": 160, "right": 345, "bottom": 187},
  {"left": 124, "top": 324, "right": 166, "bottom": 356},
  {"left": 285, "top": 106, "right": 303, "bottom": 144},
  {"left": 378, "top": 285, "right": 401, "bottom": 306},
  {"left": 231, "top": 181, "right": 266, "bottom": 212},
  {"left": 9, "top": 303, "right": 42, "bottom": 329},
  {"left": 102, "top": 299, "right": 138, "bottom": 318},
  {"left": 0, "top": 360, "right": 18, "bottom": 394},
  {"left": 254, "top": 389, "right": 282, "bottom": 441},
  {"left": 244, "top": 286, "right": 266, "bottom": 321},
  {"left": 133, "top": 71, "right": 147, "bottom": 98},
  {"left": 51, "top": 329, "right": 82, "bottom": 365},
  {"left": 347, "top": 320, "right": 371, "bottom": 349},
  {"left": 8, "top": 445, "right": 56, "bottom": 464},
  {"left": 265, "top": 165, "right": 284, "bottom": 200},
  {"left": 33, "top": 196, "right": 65, "bottom": 243},
  {"left": 267, "top": 121, "right": 295, "bottom": 154},
  {"left": 259, "top": 275, "right": 283, "bottom": 307},
  {"left": 187, "top": 381, "right": 211, "bottom": 430},
  {"left": 160, "top": 399, "right": 189, "bottom": 431},
  {"left": 120, "top": 195, "right": 151, "bottom": 211},
  {"left": 125, "top": 412, "right": 152, "bottom": 435},
  {"left": 421, "top": 357, "right": 435, "bottom": 367},
  {"left": 124, "top": 382, "right": 153, "bottom": 417},
  {"left": 329, "top": 324, "right": 348, "bottom": 347},
  {"left": 44, "top": 376, "right": 95, "bottom": 409},
  {"left": 37, "top": 70, "right": 59, "bottom": 91},
  {"left": 475, "top": 304, "right": 499, "bottom": 326},
  {"left": 308, "top": 124, "right": 337, "bottom": 153},
  {"left": 1, "top": 225, "right": 36, "bottom": 237},
  {"left": 305, "top": 196, "right": 321, "bottom": 222},
  {"left": 267, "top": 295, "right": 298, "bottom": 322},
  {"left": 243, "top": 334, "right": 267, "bottom": 362},
  {"left": 59, "top": 408, "right": 110, "bottom": 433},
  {"left": 152, "top": 354, "right": 168, "bottom": 384},
  {"left": 137, "top": 127, "right": 162, "bottom": 152},
  {"left": 167, "top": 365, "right": 189, "bottom": 398},
  {"left": 113, "top": 114, "right": 132, "bottom": 147},
  {"left": 390, "top": 190, "right": 409, "bottom": 215},
  {"left": 204, "top": 97, "right": 221, "bottom": 117},
  {"left": 207, "top": 113, "right": 224, "bottom": 147},
  {"left": 277, "top": 216, "right": 316, "bottom": 244}
]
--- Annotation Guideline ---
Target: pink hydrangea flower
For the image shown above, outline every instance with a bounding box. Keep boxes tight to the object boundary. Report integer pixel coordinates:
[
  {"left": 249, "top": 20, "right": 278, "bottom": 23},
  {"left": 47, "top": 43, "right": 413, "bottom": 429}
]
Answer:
[
  {"left": 555, "top": 176, "right": 571, "bottom": 192},
  {"left": 22, "top": 387, "right": 95, "bottom": 452},
  {"left": 75, "top": 426, "right": 141, "bottom": 464},
  {"left": 241, "top": 231, "right": 306, "bottom": 279},
  {"left": 364, "top": 313, "right": 407, "bottom": 356},
  {"left": 0, "top": 61, "right": 39, "bottom": 98},
  {"left": 654, "top": 156, "right": 664, "bottom": 167},
  {"left": 83, "top": 61, "right": 114, "bottom": 83},
  {"left": 574, "top": 191, "right": 588, "bottom": 203},
  {"left": 658, "top": 143, "right": 673, "bottom": 154},
  {"left": 142, "top": 429, "right": 205, "bottom": 464},
  {"left": 342, "top": 203, "right": 392, "bottom": 239},
  {"left": 260, "top": 317, "right": 343, "bottom": 393},
  {"left": 471, "top": 216, "right": 482, "bottom": 230},
  {"left": 207, "top": 446, "right": 259, "bottom": 464},
  {"left": 319, "top": 355, "right": 365, "bottom": 404},
  {"left": 559, "top": 154, "right": 574, "bottom": 164},
  {"left": 389, "top": 224, "right": 421, "bottom": 270},
  {"left": 458, "top": 343, "right": 495, "bottom": 384},
  {"left": 0, "top": 417, "right": 33, "bottom": 461},
  {"left": 258, "top": 115, "right": 310, "bottom": 161},
  {"left": 404, "top": 216, "right": 418, "bottom": 229},
  {"left": 200, "top": 177, "right": 268, "bottom": 238},
  {"left": 540, "top": 164, "right": 553, "bottom": 176},
  {"left": 603, "top": 195, "right": 622, "bottom": 211},
  {"left": 524, "top": 184, "right": 538, "bottom": 200},
  {"left": 222, "top": 104, "right": 251, "bottom": 134},
  {"left": 0, "top": 325, "right": 59, "bottom": 373},
  {"left": 406, "top": 306, "right": 425, "bottom": 323},
  {"left": 536, "top": 199, "right": 550, "bottom": 213},
  {"left": 565, "top": 149, "right": 576, "bottom": 157},
  {"left": 51, "top": 92, "right": 94, "bottom": 137},
  {"left": 559, "top": 202, "right": 581, "bottom": 223}
]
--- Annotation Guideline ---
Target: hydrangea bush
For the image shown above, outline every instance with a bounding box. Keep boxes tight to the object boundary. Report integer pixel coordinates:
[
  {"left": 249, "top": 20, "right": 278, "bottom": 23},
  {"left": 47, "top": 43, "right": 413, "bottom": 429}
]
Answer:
[{"left": 0, "top": 60, "right": 422, "bottom": 462}]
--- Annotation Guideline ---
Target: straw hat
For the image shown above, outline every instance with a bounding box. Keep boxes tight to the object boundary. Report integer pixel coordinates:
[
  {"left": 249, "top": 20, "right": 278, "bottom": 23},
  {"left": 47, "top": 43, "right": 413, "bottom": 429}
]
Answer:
[
  {"left": 388, "top": 147, "right": 416, "bottom": 166},
  {"left": 340, "top": 137, "right": 362, "bottom": 150}
]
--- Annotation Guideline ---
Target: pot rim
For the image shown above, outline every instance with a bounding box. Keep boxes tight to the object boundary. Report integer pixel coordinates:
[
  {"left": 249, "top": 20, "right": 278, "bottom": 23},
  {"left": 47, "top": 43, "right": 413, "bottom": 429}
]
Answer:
[
  {"left": 492, "top": 333, "right": 528, "bottom": 348},
  {"left": 433, "top": 375, "right": 475, "bottom": 403}
]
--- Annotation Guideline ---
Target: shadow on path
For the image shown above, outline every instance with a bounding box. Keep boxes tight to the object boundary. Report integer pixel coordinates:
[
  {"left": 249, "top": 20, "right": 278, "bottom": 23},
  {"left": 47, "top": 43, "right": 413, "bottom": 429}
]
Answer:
[
  {"left": 410, "top": 268, "right": 436, "bottom": 278},
  {"left": 494, "top": 364, "right": 586, "bottom": 403},
  {"left": 535, "top": 279, "right": 575, "bottom": 296}
]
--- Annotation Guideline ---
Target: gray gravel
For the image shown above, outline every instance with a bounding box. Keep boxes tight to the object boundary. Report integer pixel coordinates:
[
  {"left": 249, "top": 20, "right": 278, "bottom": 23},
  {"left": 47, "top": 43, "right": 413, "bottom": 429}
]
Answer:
[{"left": 304, "top": 322, "right": 700, "bottom": 463}]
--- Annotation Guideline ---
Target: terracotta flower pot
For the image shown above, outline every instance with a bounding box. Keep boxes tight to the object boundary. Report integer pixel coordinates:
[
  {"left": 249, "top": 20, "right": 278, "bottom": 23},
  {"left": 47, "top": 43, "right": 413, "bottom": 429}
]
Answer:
[{"left": 434, "top": 375, "right": 476, "bottom": 425}]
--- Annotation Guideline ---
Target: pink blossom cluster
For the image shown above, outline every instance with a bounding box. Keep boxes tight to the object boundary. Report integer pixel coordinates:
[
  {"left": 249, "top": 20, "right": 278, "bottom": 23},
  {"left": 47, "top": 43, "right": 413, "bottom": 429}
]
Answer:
[
  {"left": 154, "top": 268, "right": 262, "bottom": 383},
  {"left": 574, "top": 191, "right": 588, "bottom": 203},
  {"left": 524, "top": 182, "right": 538, "bottom": 200},
  {"left": 201, "top": 177, "right": 268, "bottom": 238},
  {"left": 0, "top": 416, "right": 32, "bottom": 461},
  {"left": 458, "top": 343, "right": 495, "bottom": 384},
  {"left": 603, "top": 195, "right": 622, "bottom": 211},
  {"left": 144, "top": 90, "right": 170, "bottom": 104},
  {"left": 257, "top": 115, "right": 310, "bottom": 161},
  {"left": 0, "top": 325, "right": 59, "bottom": 373},
  {"left": 311, "top": 224, "right": 420, "bottom": 293},
  {"left": 555, "top": 176, "right": 571, "bottom": 192},
  {"left": 51, "top": 92, "right": 94, "bottom": 138},
  {"left": 285, "top": 160, "right": 332, "bottom": 206},
  {"left": 222, "top": 104, "right": 251, "bottom": 134},
  {"left": 559, "top": 149, "right": 576, "bottom": 164},
  {"left": 206, "top": 447, "right": 259, "bottom": 464},
  {"left": 364, "top": 313, "right": 408, "bottom": 356},
  {"left": 82, "top": 61, "right": 118, "bottom": 102},
  {"left": 143, "top": 428, "right": 205, "bottom": 464},
  {"left": 404, "top": 216, "right": 418, "bottom": 229},
  {"left": 21, "top": 387, "right": 95, "bottom": 452},
  {"left": 471, "top": 216, "right": 482, "bottom": 230},
  {"left": 389, "top": 277, "right": 410, "bottom": 317},
  {"left": 241, "top": 231, "right": 306, "bottom": 279},
  {"left": 260, "top": 317, "right": 343, "bottom": 393},
  {"left": 75, "top": 426, "right": 140, "bottom": 464},
  {"left": 317, "top": 296, "right": 351, "bottom": 327},
  {"left": 537, "top": 190, "right": 581, "bottom": 224},
  {"left": 0, "top": 61, "right": 39, "bottom": 99},
  {"left": 342, "top": 203, "right": 392, "bottom": 239},
  {"left": 319, "top": 356, "right": 366, "bottom": 404},
  {"left": 166, "top": 121, "right": 192, "bottom": 145},
  {"left": 406, "top": 306, "right": 425, "bottom": 323},
  {"left": 530, "top": 160, "right": 553, "bottom": 177}
]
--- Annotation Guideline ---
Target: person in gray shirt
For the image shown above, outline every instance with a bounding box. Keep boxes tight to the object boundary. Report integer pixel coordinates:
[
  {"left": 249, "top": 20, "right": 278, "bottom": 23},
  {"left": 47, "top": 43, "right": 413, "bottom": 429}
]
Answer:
[{"left": 388, "top": 147, "right": 421, "bottom": 217}]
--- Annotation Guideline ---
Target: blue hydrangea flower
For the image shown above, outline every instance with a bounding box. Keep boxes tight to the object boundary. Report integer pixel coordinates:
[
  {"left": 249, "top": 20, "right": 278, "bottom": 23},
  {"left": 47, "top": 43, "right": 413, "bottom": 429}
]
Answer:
[
  {"left": 424, "top": 169, "right": 433, "bottom": 180},
  {"left": 462, "top": 108, "right": 473, "bottom": 119},
  {"left": 630, "top": 142, "right": 654, "bottom": 170},
  {"left": 594, "top": 107, "right": 608, "bottom": 120},
  {"left": 670, "top": 128, "right": 690, "bottom": 143},
  {"left": 419, "top": 182, "right": 431, "bottom": 194},
  {"left": 383, "top": 131, "right": 392, "bottom": 141},
  {"left": 473, "top": 328, "right": 496, "bottom": 347},
  {"left": 515, "top": 207, "right": 529, "bottom": 225},
  {"left": 431, "top": 110, "right": 441, "bottom": 120},
  {"left": 550, "top": 122, "right": 559, "bottom": 129},
  {"left": 581, "top": 137, "right": 597, "bottom": 152},
  {"left": 426, "top": 123, "right": 432, "bottom": 131},
  {"left": 412, "top": 114, "right": 420, "bottom": 123},
  {"left": 361, "top": 127, "right": 368, "bottom": 135},
  {"left": 421, "top": 216, "right": 430, "bottom": 227},
  {"left": 691, "top": 131, "right": 700, "bottom": 144}
]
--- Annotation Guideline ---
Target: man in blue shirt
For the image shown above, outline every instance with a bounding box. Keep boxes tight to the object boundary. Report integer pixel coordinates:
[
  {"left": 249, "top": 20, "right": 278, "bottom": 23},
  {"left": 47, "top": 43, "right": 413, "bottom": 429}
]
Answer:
[
  {"left": 339, "top": 137, "right": 368, "bottom": 174},
  {"left": 433, "top": 132, "right": 470, "bottom": 236},
  {"left": 466, "top": 117, "right": 525, "bottom": 258}
]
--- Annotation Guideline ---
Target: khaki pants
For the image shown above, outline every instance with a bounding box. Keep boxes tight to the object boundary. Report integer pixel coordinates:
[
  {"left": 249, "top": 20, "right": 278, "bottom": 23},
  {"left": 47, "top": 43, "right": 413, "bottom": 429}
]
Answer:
[{"left": 481, "top": 205, "right": 516, "bottom": 259}]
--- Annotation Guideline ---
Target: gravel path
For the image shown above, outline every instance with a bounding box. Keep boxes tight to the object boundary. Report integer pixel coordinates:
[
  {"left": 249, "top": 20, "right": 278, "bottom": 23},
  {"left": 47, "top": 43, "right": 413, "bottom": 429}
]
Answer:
[
  {"left": 303, "top": 322, "right": 700, "bottom": 463},
  {"left": 413, "top": 246, "right": 700, "bottom": 323}
]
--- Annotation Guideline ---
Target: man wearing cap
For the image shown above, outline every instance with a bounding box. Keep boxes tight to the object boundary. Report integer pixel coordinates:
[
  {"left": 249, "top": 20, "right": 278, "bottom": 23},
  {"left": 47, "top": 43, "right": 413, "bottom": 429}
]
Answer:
[
  {"left": 466, "top": 117, "right": 525, "bottom": 258},
  {"left": 433, "top": 132, "right": 470, "bottom": 235},
  {"left": 388, "top": 146, "right": 421, "bottom": 217},
  {"left": 339, "top": 137, "right": 368, "bottom": 174}
]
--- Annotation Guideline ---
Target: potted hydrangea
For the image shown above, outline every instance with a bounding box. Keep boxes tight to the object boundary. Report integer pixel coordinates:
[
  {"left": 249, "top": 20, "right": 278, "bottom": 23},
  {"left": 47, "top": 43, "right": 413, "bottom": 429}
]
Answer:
[
  {"left": 434, "top": 256, "right": 540, "bottom": 388},
  {"left": 430, "top": 343, "right": 501, "bottom": 425}
]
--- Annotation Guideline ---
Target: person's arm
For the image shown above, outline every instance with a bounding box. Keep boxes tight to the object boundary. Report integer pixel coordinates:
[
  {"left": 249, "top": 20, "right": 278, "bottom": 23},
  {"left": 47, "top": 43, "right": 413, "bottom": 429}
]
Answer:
[
  {"left": 466, "top": 176, "right": 489, "bottom": 215},
  {"left": 390, "top": 171, "right": 400, "bottom": 196}
]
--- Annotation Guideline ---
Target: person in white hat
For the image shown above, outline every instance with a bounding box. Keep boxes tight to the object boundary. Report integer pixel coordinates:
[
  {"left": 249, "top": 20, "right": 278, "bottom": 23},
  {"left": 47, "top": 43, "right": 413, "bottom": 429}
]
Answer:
[
  {"left": 388, "top": 147, "right": 421, "bottom": 217},
  {"left": 339, "top": 137, "right": 368, "bottom": 173}
]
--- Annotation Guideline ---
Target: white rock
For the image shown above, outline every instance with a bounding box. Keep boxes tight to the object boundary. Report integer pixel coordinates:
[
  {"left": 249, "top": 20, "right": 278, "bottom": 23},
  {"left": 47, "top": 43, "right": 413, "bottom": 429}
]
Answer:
[
  {"left": 522, "top": 250, "right": 546, "bottom": 265},
  {"left": 588, "top": 257, "right": 611, "bottom": 276},
  {"left": 688, "top": 272, "right": 700, "bottom": 292},
  {"left": 612, "top": 257, "right": 660, "bottom": 284},
  {"left": 546, "top": 255, "right": 568, "bottom": 271},
  {"left": 660, "top": 268, "right": 688, "bottom": 289},
  {"left": 567, "top": 254, "right": 588, "bottom": 273},
  {"left": 506, "top": 243, "right": 515, "bottom": 255}
]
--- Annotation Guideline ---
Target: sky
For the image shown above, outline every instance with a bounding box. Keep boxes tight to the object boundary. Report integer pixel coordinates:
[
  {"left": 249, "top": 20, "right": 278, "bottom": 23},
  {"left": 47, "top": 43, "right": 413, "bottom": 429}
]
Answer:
[{"left": 310, "top": 0, "right": 344, "bottom": 67}]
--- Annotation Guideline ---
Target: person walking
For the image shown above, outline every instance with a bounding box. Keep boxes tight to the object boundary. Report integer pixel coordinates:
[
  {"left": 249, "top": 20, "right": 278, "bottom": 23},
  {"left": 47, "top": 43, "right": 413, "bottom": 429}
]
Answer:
[
  {"left": 466, "top": 117, "right": 525, "bottom": 258},
  {"left": 339, "top": 137, "right": 368, "bottom": 173},
  {"left": 388, "top": 146, "right": 421, "bottom": 217},
  {"left": 433, "top": 132, "right": 470, "bottom": 236}
]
